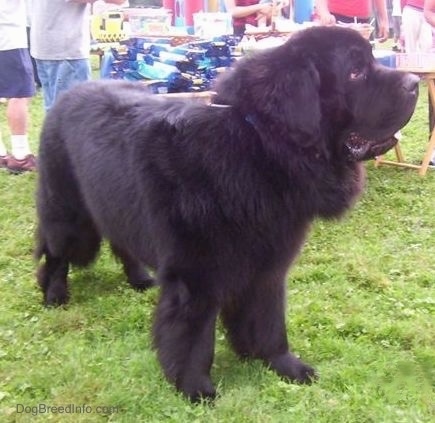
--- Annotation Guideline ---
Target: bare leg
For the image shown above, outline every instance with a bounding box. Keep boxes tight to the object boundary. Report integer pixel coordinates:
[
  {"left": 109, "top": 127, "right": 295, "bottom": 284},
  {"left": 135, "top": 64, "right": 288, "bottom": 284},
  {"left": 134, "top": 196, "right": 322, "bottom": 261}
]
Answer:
[
  {"left": 6, "top": 98, "right": 29, "bottom": 135},
  {"left": 6, "top": 98, "right": 33, "bottom": 160}
]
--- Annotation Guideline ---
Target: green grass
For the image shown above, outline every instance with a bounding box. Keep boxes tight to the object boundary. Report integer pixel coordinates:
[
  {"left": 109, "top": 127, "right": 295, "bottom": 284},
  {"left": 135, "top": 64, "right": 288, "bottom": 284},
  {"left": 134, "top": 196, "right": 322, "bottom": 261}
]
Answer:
[{"left": 0, "top": 63, "right": 434, "bottom": 422}]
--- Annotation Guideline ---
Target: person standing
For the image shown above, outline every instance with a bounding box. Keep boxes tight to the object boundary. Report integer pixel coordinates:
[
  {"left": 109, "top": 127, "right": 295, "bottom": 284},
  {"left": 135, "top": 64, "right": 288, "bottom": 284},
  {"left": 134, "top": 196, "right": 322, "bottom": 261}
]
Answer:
[
  {"left": 30, "top": 0, "right": 125, "bottom": 112},
  {"left": 401, "top": 0, "right": 432, "bottom": 52},
  {"left": 391, "top": 0, "right": 403, "bottom": 51},
  {"left": 316, "top": 0, "right": 390, "bottom": 41},
  {"left": 224, "top": 0, "right": 274, "bottom": 36},
  {"left": 25, "top": 0, "right": 41, "bottom": 89},
  {"left": 0, "top": 0, "right": 37, "bottom": 173}
]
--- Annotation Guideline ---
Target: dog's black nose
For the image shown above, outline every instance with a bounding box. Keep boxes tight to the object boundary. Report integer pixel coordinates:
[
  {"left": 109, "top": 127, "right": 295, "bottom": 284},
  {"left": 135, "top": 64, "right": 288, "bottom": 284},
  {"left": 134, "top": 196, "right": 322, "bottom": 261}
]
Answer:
[{"left": 402, "top": 73, "right": 420, "bottom": 93}]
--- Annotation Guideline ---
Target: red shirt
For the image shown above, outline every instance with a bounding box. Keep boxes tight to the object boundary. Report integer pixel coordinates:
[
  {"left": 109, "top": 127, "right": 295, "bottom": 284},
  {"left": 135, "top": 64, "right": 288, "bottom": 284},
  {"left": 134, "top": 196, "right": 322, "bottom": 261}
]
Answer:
[
  {"left": 328, "top": 0, "right": 371, "bottom": 19},
  {"left": 233, "top": 0, "right": 260, "bottom": 32},
  {"left": 402, "top": 0, "right": 424, "bottom": 10}
]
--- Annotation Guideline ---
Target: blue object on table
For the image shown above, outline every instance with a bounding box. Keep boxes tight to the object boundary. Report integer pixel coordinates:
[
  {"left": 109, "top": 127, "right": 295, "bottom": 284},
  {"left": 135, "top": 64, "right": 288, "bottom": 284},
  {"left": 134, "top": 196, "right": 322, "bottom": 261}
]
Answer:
[
  {"left": 294, "top": 0, "right": 313, "bottom": 23},
  {"left": 374, "top": 50, "right": 396, "bottom": 68}
]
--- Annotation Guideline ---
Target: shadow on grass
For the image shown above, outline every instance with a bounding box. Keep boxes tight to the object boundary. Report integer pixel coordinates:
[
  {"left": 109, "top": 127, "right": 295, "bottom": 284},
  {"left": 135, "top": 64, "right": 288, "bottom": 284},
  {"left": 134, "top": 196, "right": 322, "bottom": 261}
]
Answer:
[{"left": 67, "top": 264, "right": 157, "bottom": 306}]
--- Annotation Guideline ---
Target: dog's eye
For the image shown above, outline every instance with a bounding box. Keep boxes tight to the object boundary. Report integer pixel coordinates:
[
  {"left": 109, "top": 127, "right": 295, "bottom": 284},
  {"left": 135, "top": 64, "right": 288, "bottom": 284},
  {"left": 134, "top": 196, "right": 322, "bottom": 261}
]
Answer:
[{"left": 349, "top": 69, "right": 366, "bottom": 81}]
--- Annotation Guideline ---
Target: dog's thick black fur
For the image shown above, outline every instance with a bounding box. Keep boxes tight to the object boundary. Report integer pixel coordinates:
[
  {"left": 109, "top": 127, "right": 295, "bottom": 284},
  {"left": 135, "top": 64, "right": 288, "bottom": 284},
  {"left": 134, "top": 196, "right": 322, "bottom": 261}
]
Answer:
[{"left": 36, "top": 27, "right": 418, "bottom": 401}]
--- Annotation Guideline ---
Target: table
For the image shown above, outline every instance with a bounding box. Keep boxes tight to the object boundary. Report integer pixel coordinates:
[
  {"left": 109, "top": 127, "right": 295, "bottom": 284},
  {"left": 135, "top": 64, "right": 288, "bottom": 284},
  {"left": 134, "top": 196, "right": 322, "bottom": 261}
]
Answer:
[
  {"left": 90, "top": 42, "right": 120, "bottom": 69},
  {"left": 157, "top": 91, "right": 214, "bottom": 101},
  {"left": 90, "top": 48, "right": 105, "bottom": 69},
  {"left": 141, "top": 80, "right": 214, "bottom": 102},
  {"left": 374, "top": 69, "right": 435, "bottom": 176}
]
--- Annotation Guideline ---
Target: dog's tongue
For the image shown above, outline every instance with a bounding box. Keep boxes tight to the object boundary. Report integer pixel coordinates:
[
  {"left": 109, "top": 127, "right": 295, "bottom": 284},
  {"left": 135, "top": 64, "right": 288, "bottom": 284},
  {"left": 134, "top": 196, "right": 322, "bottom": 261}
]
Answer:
[{"left": 345, "top": 132, "right": 398, "bottom": 162}]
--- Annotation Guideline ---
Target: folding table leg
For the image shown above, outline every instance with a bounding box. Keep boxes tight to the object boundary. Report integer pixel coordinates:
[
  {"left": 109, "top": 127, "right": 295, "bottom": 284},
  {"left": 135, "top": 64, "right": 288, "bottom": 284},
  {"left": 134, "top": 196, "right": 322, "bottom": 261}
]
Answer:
[{"left": 419, "top": 130, "right": 435, "bottom": 176}]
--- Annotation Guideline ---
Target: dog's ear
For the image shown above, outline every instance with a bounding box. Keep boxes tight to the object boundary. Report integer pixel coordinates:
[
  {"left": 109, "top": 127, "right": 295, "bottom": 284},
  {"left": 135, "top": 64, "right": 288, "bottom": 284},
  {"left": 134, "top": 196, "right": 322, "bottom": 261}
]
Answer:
[
  {"left": 260, "top": 60, "right": 322, "bottom": 147},
  {"left": 215, "top": 53, "right": 323, "bottom": 149}
]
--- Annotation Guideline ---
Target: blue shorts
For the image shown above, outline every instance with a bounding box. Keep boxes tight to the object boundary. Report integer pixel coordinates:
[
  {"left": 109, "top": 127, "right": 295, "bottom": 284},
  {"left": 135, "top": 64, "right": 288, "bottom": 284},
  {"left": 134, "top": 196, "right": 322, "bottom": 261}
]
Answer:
[
  {"left": 35, "top": 59, "right": 91, "bottom": 111},
  {"left": 0, "top": 49, "right": 36, "bottom": 98}
]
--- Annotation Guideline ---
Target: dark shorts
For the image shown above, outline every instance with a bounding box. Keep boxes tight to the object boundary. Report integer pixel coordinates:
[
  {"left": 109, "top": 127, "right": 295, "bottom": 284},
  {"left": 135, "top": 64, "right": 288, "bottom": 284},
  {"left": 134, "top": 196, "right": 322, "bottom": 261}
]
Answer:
[
  {"left": 0, "top": 48, "right": 36, "bottom": 98},
  {"left": 331, "top": 13, "right": 370, "bottom": 24}
]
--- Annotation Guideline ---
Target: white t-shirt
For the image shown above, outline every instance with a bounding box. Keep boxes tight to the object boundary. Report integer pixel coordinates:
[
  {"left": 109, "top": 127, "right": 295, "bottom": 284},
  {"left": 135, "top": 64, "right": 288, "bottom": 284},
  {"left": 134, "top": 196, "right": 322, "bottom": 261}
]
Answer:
[
  {"left": 30, "top": 0, "right": 91, "bottom": 60},
  {"left": 0, "top": 0, "right": 28, "bottom": 51},
  {"left": 92, "top": 0, "right": 128, "bottom": 15}
]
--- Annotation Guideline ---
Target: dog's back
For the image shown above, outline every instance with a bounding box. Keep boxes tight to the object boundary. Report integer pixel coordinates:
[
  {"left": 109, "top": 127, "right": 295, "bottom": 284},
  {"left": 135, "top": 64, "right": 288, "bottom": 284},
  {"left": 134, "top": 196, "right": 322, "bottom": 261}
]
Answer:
[{"left": 35, "top": 80, "right": 218, "bottom": 304}]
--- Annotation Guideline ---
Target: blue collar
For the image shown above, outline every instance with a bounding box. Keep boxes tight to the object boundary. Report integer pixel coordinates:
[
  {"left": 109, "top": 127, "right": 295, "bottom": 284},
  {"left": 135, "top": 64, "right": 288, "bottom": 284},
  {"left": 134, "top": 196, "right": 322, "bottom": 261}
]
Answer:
[
  {"left": 209, "top": 104, "right": 259, "bottom": 134},
  {"left": 245, "top": 114, "right": 257, "bottom": 126}
]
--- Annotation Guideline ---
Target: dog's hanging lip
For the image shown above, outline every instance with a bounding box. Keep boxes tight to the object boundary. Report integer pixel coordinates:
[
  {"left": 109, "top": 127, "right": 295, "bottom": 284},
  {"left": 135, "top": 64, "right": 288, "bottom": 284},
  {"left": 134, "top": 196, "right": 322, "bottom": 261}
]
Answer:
[{"left": 344, "top": 132, "right": 398, "bottom": 161}]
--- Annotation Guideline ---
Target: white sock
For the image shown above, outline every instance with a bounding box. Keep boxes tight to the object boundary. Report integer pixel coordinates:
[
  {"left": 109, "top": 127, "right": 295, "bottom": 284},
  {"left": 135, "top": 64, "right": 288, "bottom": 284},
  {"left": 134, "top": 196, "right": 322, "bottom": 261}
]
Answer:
[{"left": 10, "top": 135, "right": 32, "bottom": 160}]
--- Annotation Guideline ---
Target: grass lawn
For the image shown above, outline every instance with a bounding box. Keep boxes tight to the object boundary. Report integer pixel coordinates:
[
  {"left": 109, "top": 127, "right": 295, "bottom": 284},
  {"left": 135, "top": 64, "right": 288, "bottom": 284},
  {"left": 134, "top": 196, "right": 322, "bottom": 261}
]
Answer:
[{"left": 0, "top": 58, "right": 434, "bottom": 422}]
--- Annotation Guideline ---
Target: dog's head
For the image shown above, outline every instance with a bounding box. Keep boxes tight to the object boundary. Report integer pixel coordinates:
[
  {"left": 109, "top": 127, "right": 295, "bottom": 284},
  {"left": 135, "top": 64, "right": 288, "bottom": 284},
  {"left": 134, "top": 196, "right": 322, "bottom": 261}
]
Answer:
[{"left": 213, "top": 26, "right": 419, "bottom": 162}]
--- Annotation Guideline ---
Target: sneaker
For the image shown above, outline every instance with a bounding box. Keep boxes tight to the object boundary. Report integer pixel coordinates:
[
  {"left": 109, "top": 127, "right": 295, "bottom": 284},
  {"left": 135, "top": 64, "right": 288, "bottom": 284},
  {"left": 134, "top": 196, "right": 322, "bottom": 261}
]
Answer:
[
  {"left": 0, "top": 154, "right": 10, "bottom": 168},
  {"left": 6, "top": 154, "right": 37, "bottom": 173},
  {"left": 429, "top": 160, "right": 435, "bottom": 168}
]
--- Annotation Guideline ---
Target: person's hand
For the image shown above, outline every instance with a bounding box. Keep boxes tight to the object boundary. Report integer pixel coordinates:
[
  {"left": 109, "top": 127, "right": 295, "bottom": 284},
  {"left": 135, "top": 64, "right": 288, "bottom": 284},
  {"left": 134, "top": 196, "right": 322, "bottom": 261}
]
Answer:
[
  {"left": 256, "top": 2, "right": 273, "bottom": 20},
  {"left": 317, "top": 11, "right": 336, "bottom": 26},
  {"left": 376, "top": 21, "right": 389, "bottom": 42}
]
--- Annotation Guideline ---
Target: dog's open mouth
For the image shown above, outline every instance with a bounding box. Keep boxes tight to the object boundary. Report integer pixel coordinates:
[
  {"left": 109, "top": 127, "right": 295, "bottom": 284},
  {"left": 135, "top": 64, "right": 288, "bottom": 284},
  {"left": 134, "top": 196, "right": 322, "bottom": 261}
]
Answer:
[{"left": 345, "top": 132, "right": 398, "bottom": 162}]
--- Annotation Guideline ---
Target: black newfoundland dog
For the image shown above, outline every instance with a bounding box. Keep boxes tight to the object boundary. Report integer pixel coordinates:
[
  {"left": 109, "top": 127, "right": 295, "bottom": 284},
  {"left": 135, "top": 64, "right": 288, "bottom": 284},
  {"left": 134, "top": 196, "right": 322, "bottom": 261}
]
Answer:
[{"left": 35, "top": 27, "right": 418, "bottom": 401}]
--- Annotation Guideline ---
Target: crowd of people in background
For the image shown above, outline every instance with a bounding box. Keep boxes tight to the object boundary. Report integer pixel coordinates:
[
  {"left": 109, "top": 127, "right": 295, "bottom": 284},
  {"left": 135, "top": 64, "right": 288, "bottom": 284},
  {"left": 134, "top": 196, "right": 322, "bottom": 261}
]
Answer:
[
  {"left": 0, "top": 0, "right": 125, "bottom": 173},
  {"left": 1, "top": 0, "right": 435, "bottom": 173}
]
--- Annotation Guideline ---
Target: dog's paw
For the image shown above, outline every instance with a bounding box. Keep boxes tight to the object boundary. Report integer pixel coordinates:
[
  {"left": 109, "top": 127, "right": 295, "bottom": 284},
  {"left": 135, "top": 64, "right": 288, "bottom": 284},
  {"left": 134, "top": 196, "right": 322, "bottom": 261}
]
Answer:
[
  {"left": 44, "top": 284, "right": 69, "bottom": 307},
  {"left": 268, "top": 352, "right": 317, "bottom": 384},
  {"left": 177, "top": 375, "right": 216, "bottom": 403},
  {"left": 129, "top": 277, "right": 155, "bottom": 292}
]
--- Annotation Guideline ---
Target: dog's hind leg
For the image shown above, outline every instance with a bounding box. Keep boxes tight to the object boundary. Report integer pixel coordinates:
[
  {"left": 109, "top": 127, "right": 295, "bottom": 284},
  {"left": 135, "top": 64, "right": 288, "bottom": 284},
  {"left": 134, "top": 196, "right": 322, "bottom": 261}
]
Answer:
[
  {"left": 110, "top": 243, "right": 155, "bottom": 291},
  {"left": 37, "top": 252, "right": 70, "bottom": 307},
  {"left": 36, "top": 215, "right": 102, "bottom": 306},
  {"left": 221, "top": 268, "right": 316, "bottom": 384},
  {"left": 153, "top": 273, "right": 219, "bottom": 402}
]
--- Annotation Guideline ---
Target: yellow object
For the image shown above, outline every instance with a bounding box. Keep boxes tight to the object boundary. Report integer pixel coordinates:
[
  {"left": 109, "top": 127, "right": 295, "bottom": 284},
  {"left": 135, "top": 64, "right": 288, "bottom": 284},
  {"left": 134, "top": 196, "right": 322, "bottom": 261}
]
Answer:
[
  {"left": 104, "top": 12, "right": 123, "bottom": 33},
  {"left": 90, "top": 11, "right": 126, "bottom": 42},
  {"left": 90, "top": 15, "right": 102, "bottom": 40}
]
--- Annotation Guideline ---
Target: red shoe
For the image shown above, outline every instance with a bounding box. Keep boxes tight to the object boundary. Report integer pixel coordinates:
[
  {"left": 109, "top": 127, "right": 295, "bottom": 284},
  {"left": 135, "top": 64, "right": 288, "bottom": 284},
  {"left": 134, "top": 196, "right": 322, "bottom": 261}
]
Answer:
[
  {"left": 6, "top": 154, "right": 37, "bottom": 173},
  {"left": 0, "top": 154, "right": 10, "bottom": 168}
]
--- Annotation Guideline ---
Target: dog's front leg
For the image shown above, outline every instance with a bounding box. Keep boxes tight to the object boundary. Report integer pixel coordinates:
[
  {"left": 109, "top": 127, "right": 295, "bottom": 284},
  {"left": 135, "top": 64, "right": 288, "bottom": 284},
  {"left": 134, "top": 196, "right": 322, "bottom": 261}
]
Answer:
[
  {"left": 153, "top": 278, "right": 218, "bottom": 402},
  {"left": 221, "top": 267, "right": 317, "bottom": 384}
]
